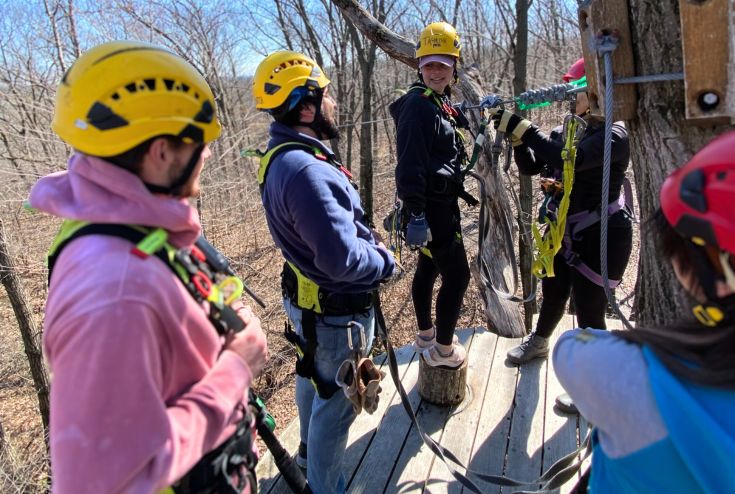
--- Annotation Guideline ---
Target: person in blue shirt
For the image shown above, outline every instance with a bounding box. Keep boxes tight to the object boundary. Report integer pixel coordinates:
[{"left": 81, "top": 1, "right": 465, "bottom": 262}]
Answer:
[
  {"left": 554, "top": 130, "right": 735, "bottom": 493},
  {"left": 252, "top": 51, "right": 394, "bottom": 494}
]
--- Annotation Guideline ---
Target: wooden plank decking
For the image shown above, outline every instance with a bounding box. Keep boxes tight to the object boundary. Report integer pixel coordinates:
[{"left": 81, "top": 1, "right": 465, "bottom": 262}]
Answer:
[{"left": 256, "top": 314, "right": 614, "bottom": 493}]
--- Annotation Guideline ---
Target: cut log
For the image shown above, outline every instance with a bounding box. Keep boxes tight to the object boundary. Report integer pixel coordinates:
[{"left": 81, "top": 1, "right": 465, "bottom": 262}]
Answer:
[{"left": 418, "top": 356, "right": 468, "bottom": 406}]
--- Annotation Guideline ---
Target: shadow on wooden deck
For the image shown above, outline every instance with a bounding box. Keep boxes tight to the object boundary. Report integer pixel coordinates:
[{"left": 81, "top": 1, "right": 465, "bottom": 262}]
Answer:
[{"left": 257, "top": 314, "right": 603, "bottom": 493}]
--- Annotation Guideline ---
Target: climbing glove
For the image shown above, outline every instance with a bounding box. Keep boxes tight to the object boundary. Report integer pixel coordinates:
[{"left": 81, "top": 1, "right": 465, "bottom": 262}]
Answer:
[
  {"left": 406, "top": 212, "right": 431, "bottom": 249},
  {"left": 487, "top": 108, "right": 533, "bottom": 142}
]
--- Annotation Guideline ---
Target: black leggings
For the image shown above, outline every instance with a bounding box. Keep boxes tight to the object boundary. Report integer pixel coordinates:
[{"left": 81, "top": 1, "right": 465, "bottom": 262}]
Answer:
[
  {"left": 412, "top": 199, "right": 471, "bottom": 346},
  {"left": 535, "top": 213, "right": 633, "bottom": 337}
]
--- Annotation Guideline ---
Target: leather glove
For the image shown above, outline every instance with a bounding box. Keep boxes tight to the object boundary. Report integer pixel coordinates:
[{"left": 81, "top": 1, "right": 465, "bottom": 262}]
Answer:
[
  {"left": 406, "top": 212, "right": 431, "bottom": 249},
  {"left": 487, "top": 108, "right": 533, "bottom": 142}
]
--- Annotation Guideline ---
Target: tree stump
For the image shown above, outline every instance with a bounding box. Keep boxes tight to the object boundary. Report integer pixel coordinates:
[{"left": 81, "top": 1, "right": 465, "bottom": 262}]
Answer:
[{"left": 418, "top": 356, "right": 468, "bottom": 406}]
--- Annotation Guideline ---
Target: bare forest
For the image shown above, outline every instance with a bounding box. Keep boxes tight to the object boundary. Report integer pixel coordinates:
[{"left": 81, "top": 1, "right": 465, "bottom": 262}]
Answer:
[{"left": 1, "top": 0, "right": 720, "bottom": 491}]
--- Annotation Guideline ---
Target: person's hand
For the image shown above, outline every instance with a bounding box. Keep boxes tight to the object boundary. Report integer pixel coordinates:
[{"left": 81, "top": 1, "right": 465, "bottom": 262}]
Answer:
[
  {"left": 224, "top": 303, "right": 268, "bottom": 377},
  {"left": 486, "top": 107, "right": 533, "bottom": 141},
  {"left": 406, "top": 213, "right": 431, "bottom": 249},
  {"left": 479, "top": 94, "right": 503, "bottom": 109}
]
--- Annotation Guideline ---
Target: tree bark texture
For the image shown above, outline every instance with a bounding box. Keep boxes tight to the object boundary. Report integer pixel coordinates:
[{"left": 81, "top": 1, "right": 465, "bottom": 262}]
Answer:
[
  {"left": 513, "top": 0, "right": 537, "bottom": 331},
  {"left": 419, "top": 356, "right": 468, "bottom": 406},
  {"left": 627, "top": 0, "right": 732, "bottom": 326},
  {"left": 333, "top": 0, "right": 525, "bottom": 337},
  {"left": 0, "top": 218, "right": 50, "bottom": 437}
]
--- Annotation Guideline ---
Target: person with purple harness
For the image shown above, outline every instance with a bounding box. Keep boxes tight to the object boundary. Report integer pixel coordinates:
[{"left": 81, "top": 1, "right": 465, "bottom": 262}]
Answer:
[{"left": 489, "top": 58, "right": 633, "bottom": 413}]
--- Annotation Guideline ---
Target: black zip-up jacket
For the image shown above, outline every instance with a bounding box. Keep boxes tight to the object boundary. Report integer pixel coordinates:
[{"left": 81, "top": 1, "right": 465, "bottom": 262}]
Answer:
[
  {"left": 389, "top": 83, "right": 467, "bottom": 215},
  {"left": 514, "top": 120, "right": 629, "bottom": 215}
]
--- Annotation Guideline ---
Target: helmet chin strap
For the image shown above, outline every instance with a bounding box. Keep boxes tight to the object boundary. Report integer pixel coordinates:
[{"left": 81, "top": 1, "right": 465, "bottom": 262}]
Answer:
[
  {"left": 144, "top": 145, "right": 204, "bottom": 198},
  {"left": 687, "top": 244, "right": 735, "bottom": 327}
]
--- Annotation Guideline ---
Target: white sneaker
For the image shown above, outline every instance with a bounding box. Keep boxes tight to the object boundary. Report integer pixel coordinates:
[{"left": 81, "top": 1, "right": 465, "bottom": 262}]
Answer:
[
  {"left": 422, "top": 342, "right": 466, "bottom": 369},
  {"left": 413, "top": 328, "right": 459, "bottom": 351}
]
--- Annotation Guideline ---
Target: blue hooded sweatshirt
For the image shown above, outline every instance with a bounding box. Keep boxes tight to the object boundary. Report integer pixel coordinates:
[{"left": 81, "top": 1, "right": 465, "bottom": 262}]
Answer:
[
  {"left": 554, "top": 328, "right": 735, "bottom": 494},
  {"left": 260, "top": 122, "right": 394, "bottom": 294}
]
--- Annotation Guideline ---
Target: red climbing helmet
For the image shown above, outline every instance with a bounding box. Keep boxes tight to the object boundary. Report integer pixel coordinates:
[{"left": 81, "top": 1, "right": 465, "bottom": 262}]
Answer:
[
  {"left": 562, "top": 58, "right": 585, "bottom": 83},
  {"left": 660, "top": 130, "right": 735, "bottom": 256}
]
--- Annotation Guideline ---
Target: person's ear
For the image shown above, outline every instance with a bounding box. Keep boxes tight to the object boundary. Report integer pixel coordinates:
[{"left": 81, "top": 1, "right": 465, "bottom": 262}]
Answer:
[{"left": 146, "top": 137, "right": 172, "bottom": 166}]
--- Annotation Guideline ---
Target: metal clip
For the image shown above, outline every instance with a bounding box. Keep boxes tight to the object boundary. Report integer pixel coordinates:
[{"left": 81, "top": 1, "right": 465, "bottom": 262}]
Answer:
[{"left": 346, "top": 321, "right": 366, "bottom": 357}]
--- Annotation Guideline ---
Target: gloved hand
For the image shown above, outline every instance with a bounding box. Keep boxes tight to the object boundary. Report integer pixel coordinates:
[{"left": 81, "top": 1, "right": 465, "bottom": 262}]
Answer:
[
  {"left": 479, "top": 94, "right": 503, "bottom": 109},
  {"left": 487, "top": 107, "right": 533, "bottom": 142},
  {"left": 406, "top": 212, "right": 431, "bottom": 249}
]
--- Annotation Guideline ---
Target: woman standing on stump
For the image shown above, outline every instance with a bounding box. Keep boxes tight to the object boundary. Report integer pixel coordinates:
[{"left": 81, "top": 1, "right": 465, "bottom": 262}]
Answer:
[{"left": 389, "top": 21, "right": 474, "bottom": 369}]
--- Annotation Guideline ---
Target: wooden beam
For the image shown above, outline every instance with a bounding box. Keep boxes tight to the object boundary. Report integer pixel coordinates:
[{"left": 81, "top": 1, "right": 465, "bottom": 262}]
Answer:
[
  {"left": 679, "top": 0, "right": 734, "bottom": 125},
  {"left": 578, "top": 0, "right": 637, "bottom": 121}
]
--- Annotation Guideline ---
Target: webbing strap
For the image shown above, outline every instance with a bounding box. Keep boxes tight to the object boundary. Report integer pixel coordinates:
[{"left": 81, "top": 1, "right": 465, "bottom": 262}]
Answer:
[
  {"left": 373, "top": 293, "right": 592, "bottom": 493},
  {"left": 47, "top": 223, "right": 170, "bottom": 283},
  {"left": 531, "top": 115, "right": 585, "bottom": 279}
]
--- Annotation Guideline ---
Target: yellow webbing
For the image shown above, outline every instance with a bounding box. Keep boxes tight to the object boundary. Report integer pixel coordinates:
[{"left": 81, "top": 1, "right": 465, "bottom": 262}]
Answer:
[
  {"left": 530, "top": 117, "right": 581, "bottom": 279},
  {"left": 287, "top": 261, "right": 323, "bottom": 314},
  {"left": 256, "top": 142, "right": 312, "bottom": 186}
]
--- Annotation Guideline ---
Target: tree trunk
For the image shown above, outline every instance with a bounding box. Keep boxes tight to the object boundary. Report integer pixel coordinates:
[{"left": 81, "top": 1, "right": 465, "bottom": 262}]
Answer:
[
  {"left": 333, "top": 0, "right": 525, "bottom": 337},
  {"left": 627, "top": 0, "right": 732, "bottom": 325},
  {"left": 0, "top": 218, "right": 50, "bottom": 439},
  {"left": 513, "top": 0, "right": 537, "bottom": 331}
]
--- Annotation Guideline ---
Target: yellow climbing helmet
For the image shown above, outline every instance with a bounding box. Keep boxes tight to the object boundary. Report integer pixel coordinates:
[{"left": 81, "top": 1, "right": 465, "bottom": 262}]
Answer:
[
  {"left": 415, "top": 22, "right": 461, "bottom": 59},
  {"left": 52, "top": 40, "right": 221, "bottom": 158},
  {"left": 252, "top": 51, "right": 330, "bottom": 112}
]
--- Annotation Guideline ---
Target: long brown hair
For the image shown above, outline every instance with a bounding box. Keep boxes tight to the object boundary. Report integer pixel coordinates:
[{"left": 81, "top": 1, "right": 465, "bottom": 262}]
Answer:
[{"left": 615, "top": 209, "right": 735, "bottom": 388}]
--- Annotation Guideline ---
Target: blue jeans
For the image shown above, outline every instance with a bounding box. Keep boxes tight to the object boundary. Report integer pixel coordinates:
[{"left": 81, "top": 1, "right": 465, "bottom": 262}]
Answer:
[{"left": 284, "top": 298, "right": 375, "bottom": 494}]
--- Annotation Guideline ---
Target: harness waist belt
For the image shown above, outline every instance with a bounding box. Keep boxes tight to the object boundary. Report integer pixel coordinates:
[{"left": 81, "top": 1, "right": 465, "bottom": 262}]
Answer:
[{"left": 281, "top": 262, "right": 373, "bottom": 316}]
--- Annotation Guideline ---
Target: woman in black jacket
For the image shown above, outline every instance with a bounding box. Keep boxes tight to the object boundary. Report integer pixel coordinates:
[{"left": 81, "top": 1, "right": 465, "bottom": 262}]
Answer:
[
  {"left": 389, "top": 21, "right": 472, "bottom": 368},
  {"left": 493, "top": 59, "right": 633, "bottom": 411}
]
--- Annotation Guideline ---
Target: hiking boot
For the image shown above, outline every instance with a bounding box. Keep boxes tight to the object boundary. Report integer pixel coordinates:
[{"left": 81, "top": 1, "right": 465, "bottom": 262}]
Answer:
[
  {"left": 555, "top": 393, "right": 579, "bottom": 414},
  {"left": 422, "top": 342, "right": 467, "bottom": 369},
  {"left": 295, "top": 441, "right": 307, "bottom": 472},
  {"left": 506, "top": 333, "right": 550, "bottom": 365}
]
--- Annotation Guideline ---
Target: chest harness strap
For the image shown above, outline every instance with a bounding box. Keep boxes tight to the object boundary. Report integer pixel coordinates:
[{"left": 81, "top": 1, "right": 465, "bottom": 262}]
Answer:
[
  {"left": 47, "top": 221, "right": 262, "bottom": 494},
  {"left": 407, "top": 84, "right": 478, "bottom": 207}
]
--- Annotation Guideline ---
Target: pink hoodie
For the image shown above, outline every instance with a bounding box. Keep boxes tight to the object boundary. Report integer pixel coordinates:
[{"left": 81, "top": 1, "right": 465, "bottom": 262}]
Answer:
[{"left": 30, "top": 154, "right": 254, "bottom": 493}]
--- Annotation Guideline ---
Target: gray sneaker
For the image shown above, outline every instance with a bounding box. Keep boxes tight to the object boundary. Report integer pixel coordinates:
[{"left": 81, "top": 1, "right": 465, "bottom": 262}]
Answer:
[{"left": 506, "top": 333, "right": 550, "bottom": 365}]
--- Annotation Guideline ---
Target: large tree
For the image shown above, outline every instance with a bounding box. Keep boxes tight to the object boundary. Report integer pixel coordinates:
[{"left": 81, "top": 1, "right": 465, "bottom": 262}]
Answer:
[{"left": 333, "top": 0, "right": 733, "bottom": 331}]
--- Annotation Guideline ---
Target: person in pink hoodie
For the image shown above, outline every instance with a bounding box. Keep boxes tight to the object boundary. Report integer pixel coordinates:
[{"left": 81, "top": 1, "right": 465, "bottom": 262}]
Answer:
[{"left": 28, "top": 41, "right": 268, "bottom": 494}]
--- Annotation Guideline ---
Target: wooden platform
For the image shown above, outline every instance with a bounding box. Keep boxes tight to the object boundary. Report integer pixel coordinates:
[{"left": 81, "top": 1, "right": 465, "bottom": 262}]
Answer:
[{"left": 256, "top": 315, "right": 610, "bottom": 493}]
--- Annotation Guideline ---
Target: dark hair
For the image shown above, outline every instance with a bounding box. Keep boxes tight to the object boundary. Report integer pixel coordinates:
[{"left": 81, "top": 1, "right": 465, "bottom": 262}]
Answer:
[
  {"left": 615, "top": 208, "right": 735, "bottom": 388},
  {"left": 107, "top": 135, "right": 186, "bottom": 173}
]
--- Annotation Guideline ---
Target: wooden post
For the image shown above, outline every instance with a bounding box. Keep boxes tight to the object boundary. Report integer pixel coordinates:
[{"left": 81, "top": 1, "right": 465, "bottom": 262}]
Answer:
[
  {"left": 418, "top": 356, "right": 468, "bottom": 406},
  {"left": 679, "top": 0, "right": 734, "bottom": 125},
  {"left": 578, "top": 0, "right": 637, "bottom": 121}
]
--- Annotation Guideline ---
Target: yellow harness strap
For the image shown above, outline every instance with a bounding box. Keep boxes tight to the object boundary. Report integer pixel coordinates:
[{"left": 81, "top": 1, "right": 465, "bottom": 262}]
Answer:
[{"left": 530, "top": 116, "right": 583, "bottom": 278}]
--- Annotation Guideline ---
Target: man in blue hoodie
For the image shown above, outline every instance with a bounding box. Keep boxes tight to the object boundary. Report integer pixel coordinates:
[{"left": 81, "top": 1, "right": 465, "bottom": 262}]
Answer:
[{"left": 252, "top": 51, "right": 395, "bottom": 494}]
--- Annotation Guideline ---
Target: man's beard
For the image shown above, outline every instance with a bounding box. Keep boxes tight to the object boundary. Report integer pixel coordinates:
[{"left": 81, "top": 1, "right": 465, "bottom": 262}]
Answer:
[{"left": 312, "top": 112, "right": 340, "bottom": 140}]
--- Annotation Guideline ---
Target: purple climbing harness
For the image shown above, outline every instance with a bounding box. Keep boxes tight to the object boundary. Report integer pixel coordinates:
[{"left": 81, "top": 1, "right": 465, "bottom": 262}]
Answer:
[{"left": 560, "top": 178, "right": 633, "bottom": 289}]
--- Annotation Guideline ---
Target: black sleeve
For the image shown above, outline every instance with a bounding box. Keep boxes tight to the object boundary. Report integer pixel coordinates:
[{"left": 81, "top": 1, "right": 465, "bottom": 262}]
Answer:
[
  {"left": 394, "top": 96, "right": 439, "bottom": 214},
  {"left": 575, "top": 123, "right": 629, "bottom": 172},
  {"left": 512, "top": 142, "right": 544, "bottom": 176},
  {"left": 519, "top": 124, "right": 565, "bottom": 172}
]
